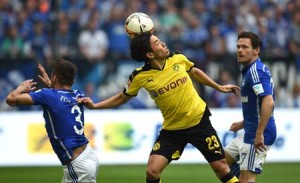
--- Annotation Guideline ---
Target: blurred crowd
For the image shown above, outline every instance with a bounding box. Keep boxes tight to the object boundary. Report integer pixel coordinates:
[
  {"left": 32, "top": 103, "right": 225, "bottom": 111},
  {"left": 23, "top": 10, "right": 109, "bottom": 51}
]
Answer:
[{"left": 0, "top": 0, "right": 300, "bottom": 111}]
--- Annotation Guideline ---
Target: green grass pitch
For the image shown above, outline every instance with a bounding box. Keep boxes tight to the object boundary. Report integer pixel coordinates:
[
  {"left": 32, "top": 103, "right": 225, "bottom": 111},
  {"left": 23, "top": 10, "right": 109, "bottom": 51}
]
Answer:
[{"left": 0, "top": 163, "right": 299, "bottom": 183}]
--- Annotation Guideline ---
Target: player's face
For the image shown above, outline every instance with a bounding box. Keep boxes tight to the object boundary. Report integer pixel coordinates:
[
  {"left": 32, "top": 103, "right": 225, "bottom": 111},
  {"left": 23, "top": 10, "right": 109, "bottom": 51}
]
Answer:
[
  {"left": 236, "top": 38, "right": 259, "bottom": 66},
  {"left": 149, "top": 35, "right": 170, "bottom": 60}
]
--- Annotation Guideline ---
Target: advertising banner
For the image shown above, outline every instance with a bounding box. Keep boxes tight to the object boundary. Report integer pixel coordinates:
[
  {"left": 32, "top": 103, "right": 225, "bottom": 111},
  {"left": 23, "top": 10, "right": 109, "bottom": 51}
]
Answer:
[{"left": 0, "top": 109, "right": 299, "bottom": 166}]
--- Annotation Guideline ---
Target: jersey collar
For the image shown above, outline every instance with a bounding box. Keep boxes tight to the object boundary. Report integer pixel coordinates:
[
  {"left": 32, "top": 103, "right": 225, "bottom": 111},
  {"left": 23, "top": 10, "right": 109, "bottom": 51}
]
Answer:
[{"left": 241, "top": 58, "right": 261, "bottom": 73}]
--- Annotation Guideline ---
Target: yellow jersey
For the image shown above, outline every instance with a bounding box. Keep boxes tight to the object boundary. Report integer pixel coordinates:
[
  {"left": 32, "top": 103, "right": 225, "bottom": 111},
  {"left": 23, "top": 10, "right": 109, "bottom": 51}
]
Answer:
[{"left": 123, "top": 53, "right": 207, "bottom": 130}]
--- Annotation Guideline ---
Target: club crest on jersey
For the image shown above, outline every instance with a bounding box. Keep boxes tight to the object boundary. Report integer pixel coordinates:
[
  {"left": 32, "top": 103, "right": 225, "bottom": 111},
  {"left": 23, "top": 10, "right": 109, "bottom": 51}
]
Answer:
[{"left": 173, "top": 64, "right": 180, "bottom": 71}]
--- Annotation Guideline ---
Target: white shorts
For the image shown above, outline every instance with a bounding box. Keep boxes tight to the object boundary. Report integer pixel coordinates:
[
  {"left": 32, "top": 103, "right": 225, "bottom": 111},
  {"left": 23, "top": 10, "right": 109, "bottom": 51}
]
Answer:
[
  {"left": 62, "top": 145, "right": 100, "bottom": 183},
  {"left": 225, "top": 133, "right": 270, "bottom": 174},
  {"left": 239, "top": 143, "right": 270, "bottom": 173},
  {"left": 225, "top": 133, "right": 244, "bottom": 162}
]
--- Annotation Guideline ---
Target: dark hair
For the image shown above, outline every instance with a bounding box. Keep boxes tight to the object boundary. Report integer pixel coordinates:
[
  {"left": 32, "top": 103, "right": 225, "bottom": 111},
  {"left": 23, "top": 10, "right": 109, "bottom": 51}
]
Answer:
[
  {"left": 51, "top": 58, "right": 77, "bottom": 86},
  {"left": 238, "top": 31, "right": 262, "bottom": 50},
  {"left": 130, "top": 32, "right": 152, "bottom": 62}
]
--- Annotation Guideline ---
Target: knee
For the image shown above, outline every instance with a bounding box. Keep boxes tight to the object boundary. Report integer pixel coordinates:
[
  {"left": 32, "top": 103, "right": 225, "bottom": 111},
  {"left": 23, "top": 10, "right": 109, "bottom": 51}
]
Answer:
[
  {"left": 211, "top": 159, "right": 231, "bottom": 178},
  {"left": 146, "top": 166, "right": 161, "bottom": 180}
]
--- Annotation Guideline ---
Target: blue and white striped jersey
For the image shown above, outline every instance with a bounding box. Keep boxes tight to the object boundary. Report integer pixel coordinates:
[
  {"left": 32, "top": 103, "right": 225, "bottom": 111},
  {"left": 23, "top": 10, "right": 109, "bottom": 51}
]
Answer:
[
  {"left": 241, "top": 58, "right": 277, "bottom": 145},
  {"left": 29, "top": 88, "right": 88, "bottom": 165}
]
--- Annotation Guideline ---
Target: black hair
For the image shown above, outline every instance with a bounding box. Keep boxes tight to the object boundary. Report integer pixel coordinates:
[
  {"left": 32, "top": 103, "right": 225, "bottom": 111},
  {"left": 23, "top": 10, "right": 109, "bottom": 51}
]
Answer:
[
  {"left": 51, "top": 58, "right": 77, "bottom": 86},
  {"left": 238, "top": 31, "right": 262, "bottom": 50},
  {"left": 130, "top": 32, "right": 153, "bottom": 62}
]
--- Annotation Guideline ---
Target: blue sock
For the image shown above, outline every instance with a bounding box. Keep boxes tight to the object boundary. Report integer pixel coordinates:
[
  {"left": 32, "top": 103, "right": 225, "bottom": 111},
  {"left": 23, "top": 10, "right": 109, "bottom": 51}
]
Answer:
[{"left": 230, "top": 162, "right": 240, "bottom": 178}]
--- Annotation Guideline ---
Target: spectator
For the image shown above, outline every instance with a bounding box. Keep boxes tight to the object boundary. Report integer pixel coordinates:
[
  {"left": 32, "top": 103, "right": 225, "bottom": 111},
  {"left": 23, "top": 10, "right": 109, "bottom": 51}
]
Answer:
[
  {"left": 76, "top": 11, "right": 108, "bottom": 91},
  {"left": 53, "top": 13, "right": 77, "bottom": 59},
  {"left": 0, "top": 24, "right": 25, "bottom": 59},
  {"left": 289, "top": 8, "right": 300, "bottom": 72},
  {"left": 104, "top": 2, "right": 131, "bottom": 73}
]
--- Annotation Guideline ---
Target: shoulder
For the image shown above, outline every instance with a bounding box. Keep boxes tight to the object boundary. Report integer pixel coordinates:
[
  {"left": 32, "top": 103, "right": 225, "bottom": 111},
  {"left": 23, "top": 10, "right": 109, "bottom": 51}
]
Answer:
[
  {"left": 128, "top": 66, "right": 147, "bottom": 81},
  {"left": 247, "top": 61, "right": 271, "bottom": 83},
  {"left": 250, "top": 61, "right": 271, "bottom": 76},
  {"left": 30, "top": 88, "right": 50, "bottom": 95},
  {"left": 168, "top": 51, "right": 188, "bottom": 60},
  {"left": 73, "top": 89, "right": 85, "bottom": 97}
]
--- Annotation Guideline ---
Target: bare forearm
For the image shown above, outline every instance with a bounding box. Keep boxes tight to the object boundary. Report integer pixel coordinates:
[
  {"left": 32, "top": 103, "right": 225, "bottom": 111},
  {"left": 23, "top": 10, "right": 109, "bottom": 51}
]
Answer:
[
  {"left": 190, "top": 68, "right": 221, "bottom": 90},
  {"left": 6, "top": 79, "right": 36, "bottom": 106},
  {"left": 6, "top": 87, "right": 25, "bottom": 106},
  {"left": 257, "top": 96, "right": 274, "bottom": 134},
  {"left": 93, "top": 92, "right": 130, "bottom": 109}
]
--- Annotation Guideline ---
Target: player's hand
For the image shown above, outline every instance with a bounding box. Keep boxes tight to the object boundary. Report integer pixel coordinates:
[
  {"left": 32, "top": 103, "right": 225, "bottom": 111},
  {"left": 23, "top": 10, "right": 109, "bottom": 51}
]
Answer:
[
  {"left": 229, "top": 121, "right": 244, "bottom": 132},
  {"left": 18, "top": 79, "right": 37, "bottom": 93},
  {"left": 77, "top": 97, "right": 95, "bottom": 109},
  {"left": 219, "top": 84, "right": 240, "bottom": 95},
  {"left": 254, "top": 133, "right": 266, "bottom": 152},
  {"left": 38, "top": 64, "right": 51, "bottom": 87}
]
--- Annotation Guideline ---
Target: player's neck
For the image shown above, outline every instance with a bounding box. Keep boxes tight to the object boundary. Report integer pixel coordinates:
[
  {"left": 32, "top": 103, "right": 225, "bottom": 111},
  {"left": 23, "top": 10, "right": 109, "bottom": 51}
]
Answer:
[
  {"left": 53, "top": 83, "right": 71, "bottom": 90},
  {"left": 149, "top": 59, "right": 166, "bottom": 70}
]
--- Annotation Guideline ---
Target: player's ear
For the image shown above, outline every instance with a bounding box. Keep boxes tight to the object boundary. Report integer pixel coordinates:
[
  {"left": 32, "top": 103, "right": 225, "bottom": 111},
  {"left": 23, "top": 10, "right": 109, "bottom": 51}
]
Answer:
[
  {"left": 254, "top": 47, "right": 260, "bottom": 55},
  {"left": 146, "top": 51, "right": 154, "bottom": 59}
]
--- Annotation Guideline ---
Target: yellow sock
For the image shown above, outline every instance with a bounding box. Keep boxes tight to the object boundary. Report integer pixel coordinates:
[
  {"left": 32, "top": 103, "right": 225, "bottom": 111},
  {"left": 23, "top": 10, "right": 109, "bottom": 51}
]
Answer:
[{"left": 226, "top": 176, "right": 239, "bottom": 183}]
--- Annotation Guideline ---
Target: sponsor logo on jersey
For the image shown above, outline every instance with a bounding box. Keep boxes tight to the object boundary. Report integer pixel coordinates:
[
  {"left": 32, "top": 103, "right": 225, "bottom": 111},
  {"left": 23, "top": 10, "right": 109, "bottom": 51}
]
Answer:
[
  {"left": 241, "top": 96, "right": 248, "bottom": 103},
  {"left": 157, "top": 76, "right": 188, "bottom": 95}
]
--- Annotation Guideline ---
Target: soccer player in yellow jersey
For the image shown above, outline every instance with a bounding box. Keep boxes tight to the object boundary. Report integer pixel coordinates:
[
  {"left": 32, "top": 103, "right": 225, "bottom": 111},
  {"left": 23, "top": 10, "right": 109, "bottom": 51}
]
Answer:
[{"left": 78, "top": 32, "right": 240, "bottom": 183}]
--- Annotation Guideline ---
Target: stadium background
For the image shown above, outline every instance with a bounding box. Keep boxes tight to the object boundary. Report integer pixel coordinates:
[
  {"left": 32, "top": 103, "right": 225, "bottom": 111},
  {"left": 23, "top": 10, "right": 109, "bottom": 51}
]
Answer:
[{"left": 0, "top": 0, "right": 299, "bottom": 182}]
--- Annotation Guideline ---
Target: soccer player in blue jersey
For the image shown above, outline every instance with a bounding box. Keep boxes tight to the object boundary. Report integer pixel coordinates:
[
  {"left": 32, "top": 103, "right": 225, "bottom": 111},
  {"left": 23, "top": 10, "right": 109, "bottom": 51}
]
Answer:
[
  {"left": 224, "top": 31, "right": 277, "bottom": 183},
  {"left": 6, "top": 59, "right": 99, "bottom": 183},
  {"left": 78, "top": 32, "right": 240, "bottom": 183}
]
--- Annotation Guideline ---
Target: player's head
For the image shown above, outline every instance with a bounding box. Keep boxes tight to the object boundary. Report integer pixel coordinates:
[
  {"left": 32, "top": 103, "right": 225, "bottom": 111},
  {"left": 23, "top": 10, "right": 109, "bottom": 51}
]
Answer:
[
  {"left": 130, "top": 32, "right": 152, "bottom": 62},
  {"left": 130, "top": 32, "right": 170, "bottom": 63},
  {"left": 238, "top": 31, "right": 262, "bottom": 50},
  {"left": 237, "top": 31, "right": 262, "bottom": 65},
  {"left": 51, "top": 59, "right": 77, "bottom": 87}
]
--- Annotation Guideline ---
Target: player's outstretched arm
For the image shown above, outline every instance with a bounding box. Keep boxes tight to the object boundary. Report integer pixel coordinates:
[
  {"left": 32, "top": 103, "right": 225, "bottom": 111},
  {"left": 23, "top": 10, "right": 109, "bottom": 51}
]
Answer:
[
  {"left": 78, "top": 92, "right": 132, "bottom": 109},
  {"left": 189, "top": 67, "right": 240, "bottom": 94},
  {"left": 6, "top": 79, "right": 36, "bottom": 106}
]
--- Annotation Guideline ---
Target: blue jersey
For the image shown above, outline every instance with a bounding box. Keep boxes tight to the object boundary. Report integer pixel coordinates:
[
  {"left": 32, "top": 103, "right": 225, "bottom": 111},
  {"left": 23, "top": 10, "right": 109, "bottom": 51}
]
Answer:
[
  {"left": 241, "top": 58, "right": 277, "bottom": 145},
  {"left": 29, "top": 88, "right": 88, "bottom": 165}
]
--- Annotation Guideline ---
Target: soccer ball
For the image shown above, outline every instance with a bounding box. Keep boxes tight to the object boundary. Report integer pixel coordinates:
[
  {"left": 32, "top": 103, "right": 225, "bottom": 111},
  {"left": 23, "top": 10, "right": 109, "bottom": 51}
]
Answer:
[{"left": 125, "top": 12, "right": 154, "bottom": 37}]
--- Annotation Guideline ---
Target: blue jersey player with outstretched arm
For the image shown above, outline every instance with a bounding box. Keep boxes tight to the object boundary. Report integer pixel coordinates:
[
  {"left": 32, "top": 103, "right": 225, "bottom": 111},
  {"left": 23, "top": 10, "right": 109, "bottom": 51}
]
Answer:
[
  {"left": 6, "top": 59, "right": 99, "bottom": 183},
  {"left": 224, "top": 31, "right": 277, "bottom": 183}
]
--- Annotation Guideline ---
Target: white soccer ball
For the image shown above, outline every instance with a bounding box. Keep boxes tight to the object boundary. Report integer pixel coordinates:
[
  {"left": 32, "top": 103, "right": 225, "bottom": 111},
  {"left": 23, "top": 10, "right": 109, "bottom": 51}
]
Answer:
[{"left": 125, "top": 12, "right": 154, "bottom": 37}]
